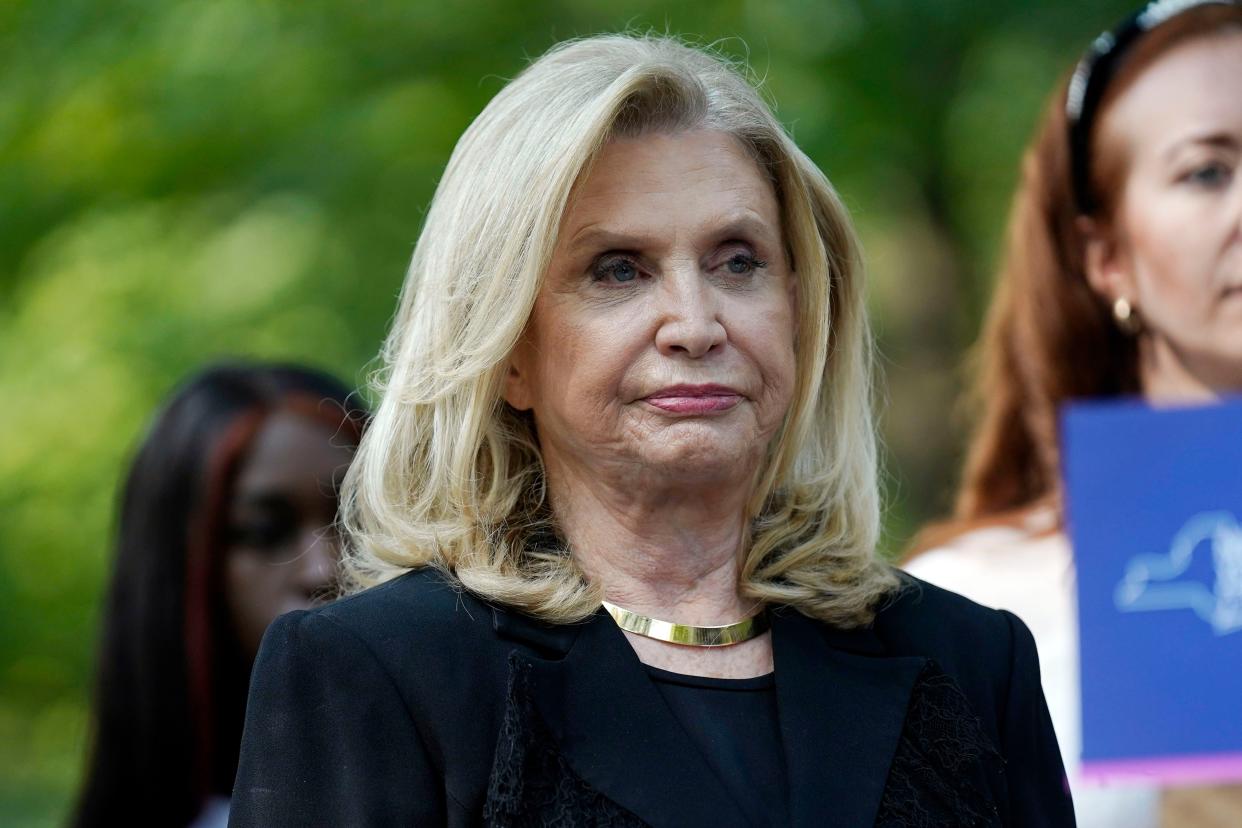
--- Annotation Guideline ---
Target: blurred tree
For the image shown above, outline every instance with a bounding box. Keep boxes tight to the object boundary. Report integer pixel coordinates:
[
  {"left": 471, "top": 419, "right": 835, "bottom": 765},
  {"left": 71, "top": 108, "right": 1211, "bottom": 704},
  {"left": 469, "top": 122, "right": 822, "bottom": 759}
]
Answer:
[{"left": 0, "top": 1, "right": 1136, "bottom": 823}]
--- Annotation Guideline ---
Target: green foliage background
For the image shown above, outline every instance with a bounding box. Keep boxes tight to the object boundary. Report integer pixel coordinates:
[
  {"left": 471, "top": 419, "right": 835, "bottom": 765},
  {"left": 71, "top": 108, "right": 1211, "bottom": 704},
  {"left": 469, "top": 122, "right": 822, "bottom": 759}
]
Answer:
[{"left": 0, "top": 1, "right": 1135, "bottom": 823}]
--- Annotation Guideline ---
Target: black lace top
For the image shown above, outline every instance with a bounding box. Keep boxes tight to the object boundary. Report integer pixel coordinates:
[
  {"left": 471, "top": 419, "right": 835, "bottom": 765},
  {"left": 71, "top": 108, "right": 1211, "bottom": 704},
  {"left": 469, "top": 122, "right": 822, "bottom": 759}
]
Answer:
[{"left": 646, "top": 666, "right": 790, "bottom": 827}]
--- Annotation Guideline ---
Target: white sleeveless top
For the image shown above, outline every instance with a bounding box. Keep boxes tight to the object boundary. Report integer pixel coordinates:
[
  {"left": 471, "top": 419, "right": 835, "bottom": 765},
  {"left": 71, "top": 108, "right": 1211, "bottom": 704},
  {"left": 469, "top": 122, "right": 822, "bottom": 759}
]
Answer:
[{"left": 904, "top": 509, "right": 1159, "bottom": 827}]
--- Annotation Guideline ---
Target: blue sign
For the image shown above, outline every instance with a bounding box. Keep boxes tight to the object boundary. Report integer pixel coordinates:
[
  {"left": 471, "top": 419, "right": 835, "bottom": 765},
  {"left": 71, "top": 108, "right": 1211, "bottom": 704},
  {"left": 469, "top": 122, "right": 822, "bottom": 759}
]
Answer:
[{"left": 1062, "top": 397, "right": 1242, "bottom": 785}]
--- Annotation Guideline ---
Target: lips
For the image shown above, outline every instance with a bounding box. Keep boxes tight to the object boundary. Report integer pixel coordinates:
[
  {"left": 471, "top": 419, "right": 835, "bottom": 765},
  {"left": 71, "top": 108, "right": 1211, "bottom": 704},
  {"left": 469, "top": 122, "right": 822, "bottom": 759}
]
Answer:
[{"left": 641, "top": 384, "right": 743, "bottom": 414}]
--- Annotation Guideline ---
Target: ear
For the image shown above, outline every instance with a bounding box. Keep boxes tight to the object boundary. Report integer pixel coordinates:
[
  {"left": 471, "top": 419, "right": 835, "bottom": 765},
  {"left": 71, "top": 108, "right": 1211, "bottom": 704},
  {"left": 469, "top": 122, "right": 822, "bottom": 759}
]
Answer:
[
  {"left": 1078, "top": 215, "right": 1134, "bottom": 304},
  {"left": 502, "top": 352, "right": 533, "bottom": 412}
]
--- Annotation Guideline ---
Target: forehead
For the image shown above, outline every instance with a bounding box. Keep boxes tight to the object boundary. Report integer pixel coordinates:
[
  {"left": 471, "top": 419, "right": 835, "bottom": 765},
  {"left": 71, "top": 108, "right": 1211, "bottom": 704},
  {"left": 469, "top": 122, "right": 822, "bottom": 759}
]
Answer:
[
  {"left": 1103, "top": 32, "right": 1242, "bottom": 155},
  {"left": 234, "top": 410, "right": 355, "bottom": 493},
  {"left": 560, "top": 130, "right": 780, "bottom": 235}
]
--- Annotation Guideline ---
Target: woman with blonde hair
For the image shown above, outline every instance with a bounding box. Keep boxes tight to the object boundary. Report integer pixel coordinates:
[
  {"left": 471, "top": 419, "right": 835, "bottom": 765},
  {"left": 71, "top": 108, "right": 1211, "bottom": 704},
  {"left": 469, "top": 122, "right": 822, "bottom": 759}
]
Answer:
[
  {"left": 906, "top": 2, "right": 1242, "bottom": 825},
  {"left": 232, "top": 34, "right": 1072, "bottom": 825}
]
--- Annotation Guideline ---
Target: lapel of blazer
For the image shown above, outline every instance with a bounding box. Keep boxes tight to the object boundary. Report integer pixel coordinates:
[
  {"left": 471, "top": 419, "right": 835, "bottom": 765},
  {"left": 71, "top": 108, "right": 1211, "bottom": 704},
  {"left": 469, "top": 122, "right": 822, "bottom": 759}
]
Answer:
[
  {"left": 494, "top": 607, "right": 755, "bottom": 828},
  {"left": 770, "top": 608, "right": 927, "bottom": 827}
]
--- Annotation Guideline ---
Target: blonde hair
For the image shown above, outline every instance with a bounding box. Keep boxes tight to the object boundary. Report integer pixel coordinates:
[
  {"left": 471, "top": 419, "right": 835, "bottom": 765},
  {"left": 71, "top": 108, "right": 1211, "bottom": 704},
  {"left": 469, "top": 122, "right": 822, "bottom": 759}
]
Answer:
[{"left": 341, "top": 34, "right": 900, "bottom": 627}]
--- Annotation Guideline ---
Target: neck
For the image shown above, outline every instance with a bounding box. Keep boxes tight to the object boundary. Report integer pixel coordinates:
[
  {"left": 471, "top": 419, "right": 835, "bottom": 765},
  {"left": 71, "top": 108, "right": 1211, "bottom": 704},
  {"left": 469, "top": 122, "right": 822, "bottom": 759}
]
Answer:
[
  {"left": 1139, "top": 335, "right": 1238, "bottom": 404},
  {"left": 546, "top": 456, "right": 755, "bottom": 625}
]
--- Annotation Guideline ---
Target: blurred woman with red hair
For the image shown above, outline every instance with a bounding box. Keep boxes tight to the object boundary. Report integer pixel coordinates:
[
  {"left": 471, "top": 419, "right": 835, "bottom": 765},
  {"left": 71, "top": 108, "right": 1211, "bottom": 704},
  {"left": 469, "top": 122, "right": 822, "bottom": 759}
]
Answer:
[{"left": 907, "top": 2, "right": 1242, "bottom": 825}]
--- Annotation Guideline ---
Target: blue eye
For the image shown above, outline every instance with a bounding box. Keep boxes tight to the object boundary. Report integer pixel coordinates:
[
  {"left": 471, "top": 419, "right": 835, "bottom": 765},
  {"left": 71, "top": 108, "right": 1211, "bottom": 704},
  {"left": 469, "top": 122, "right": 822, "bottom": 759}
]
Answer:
[
  {"left": 592, "top": 256, "right": 640, "bottom": 283},
  {"left": 1184, "top": 162, "right": 1233, "bottom": 189},
  {"left": 724, "top": 253, "right": 767, "bottom": 275}
]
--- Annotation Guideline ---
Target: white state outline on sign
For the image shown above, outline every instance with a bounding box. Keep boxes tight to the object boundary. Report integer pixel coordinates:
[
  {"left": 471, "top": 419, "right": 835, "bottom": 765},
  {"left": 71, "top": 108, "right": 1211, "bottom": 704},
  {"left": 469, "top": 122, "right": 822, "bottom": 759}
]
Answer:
[{"left": 1113, "top": 511, "right": 1242, "bottom": 635}]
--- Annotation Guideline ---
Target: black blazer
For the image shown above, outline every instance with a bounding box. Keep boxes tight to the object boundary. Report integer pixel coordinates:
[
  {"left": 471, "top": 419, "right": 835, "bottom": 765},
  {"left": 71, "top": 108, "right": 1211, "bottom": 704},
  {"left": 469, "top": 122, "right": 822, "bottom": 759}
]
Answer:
[{"left": 230, "top": 568, "right": 1075, "bottom": 826}]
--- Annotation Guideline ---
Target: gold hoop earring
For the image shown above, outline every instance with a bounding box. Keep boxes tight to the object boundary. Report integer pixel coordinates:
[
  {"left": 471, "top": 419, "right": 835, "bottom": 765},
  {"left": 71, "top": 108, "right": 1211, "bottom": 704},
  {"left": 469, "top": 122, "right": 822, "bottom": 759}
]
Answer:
[{"left": 1113, "top": 297, "right": 1143, "bottom": 336}]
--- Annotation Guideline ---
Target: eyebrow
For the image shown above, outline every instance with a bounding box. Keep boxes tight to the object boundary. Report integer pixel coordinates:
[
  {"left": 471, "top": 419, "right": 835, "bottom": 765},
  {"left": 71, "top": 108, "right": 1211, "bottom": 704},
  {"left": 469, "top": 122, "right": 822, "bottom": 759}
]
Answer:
[
  {"left": 566, "top": 213, "right": 780, "bottom": 257},
  {"left": 232, "top": 480, "right": 340, "bottom": 511},
  {"left": 232, "top": 491, "right": 297, "bottom": 510},
  {"left": 567, "top": 226, "right": 645, "bottom": 256},
  {"left": 1163, "top": 130, "right": 1240, "bottom": 161}
]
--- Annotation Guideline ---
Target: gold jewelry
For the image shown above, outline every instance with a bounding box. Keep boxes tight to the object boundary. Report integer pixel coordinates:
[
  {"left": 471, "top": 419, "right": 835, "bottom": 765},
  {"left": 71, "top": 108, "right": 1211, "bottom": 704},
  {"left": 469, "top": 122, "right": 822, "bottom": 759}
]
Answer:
[
  {"left": 601, "top": 600, "right": 769, "bottom": 647},
  {"left": 1113, "top": 296, "right": 1143, "bottom": 335}
]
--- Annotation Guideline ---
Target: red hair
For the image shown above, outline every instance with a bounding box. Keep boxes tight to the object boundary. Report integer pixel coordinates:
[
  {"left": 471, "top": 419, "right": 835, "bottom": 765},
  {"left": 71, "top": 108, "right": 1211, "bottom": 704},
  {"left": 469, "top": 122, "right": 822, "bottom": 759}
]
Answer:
[
  {"left": 182, "top": 394, "right": 365, "bottom": 803},
  {"left": 74, "top": 363, "right": 368, "bottom": 828}
]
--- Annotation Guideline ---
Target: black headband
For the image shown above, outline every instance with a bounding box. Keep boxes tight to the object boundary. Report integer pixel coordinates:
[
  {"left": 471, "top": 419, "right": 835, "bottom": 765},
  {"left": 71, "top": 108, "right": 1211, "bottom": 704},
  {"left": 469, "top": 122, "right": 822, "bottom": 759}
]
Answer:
[{"left": 1066, "top": 0, "right": 1240, "bottom": 214}]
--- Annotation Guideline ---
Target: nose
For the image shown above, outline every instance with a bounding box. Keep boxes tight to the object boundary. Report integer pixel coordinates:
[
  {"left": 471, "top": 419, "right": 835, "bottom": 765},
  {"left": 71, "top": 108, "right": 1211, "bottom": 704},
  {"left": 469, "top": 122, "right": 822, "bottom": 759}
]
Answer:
[
  {"left": 295, "top": 525, "right": 340, "bottom": 601},
  {"left": 653, "top": 268, "right": 726, "bottom": 359}
]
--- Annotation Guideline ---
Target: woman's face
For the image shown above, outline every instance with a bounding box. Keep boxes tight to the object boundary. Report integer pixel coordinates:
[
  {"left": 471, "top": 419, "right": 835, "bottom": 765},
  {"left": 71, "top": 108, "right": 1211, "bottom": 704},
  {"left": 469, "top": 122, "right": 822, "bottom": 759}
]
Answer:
[
  {"left": 223, "top": 410, "right": 356, "bottom": 661},
  {"left": 504, "top": 130, "right": 797, "bottom": 492},
  {"left": 1087, "top": 32, "right": 1242, "bottom": 396}
]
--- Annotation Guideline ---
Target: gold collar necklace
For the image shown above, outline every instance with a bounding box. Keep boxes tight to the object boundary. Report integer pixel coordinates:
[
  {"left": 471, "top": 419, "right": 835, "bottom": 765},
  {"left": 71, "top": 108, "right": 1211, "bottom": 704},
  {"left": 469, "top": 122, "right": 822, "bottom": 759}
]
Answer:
[{"left": 601, "top": 600, "right": 770, "bottom": 647}]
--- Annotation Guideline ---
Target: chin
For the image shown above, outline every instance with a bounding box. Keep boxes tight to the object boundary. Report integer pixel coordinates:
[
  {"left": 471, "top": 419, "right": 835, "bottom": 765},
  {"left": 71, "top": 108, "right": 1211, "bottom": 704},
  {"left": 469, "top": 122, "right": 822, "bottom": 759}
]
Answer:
[{"left": 638, "top": 432, "right": 765, "bottom": 483}]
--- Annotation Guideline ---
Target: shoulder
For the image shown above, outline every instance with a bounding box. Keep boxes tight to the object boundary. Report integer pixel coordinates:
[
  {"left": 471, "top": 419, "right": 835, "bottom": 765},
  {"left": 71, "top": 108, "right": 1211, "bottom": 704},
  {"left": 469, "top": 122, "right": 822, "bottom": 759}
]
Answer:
[
  {"left": 876, "top": 573, "right": 1020, "bottom": 656},
  {"left": 277, "top": 567, "right": 505, "bottom": 677},
  {"left": 864, "top": 576, "right": 1074, "bottom": 823},
  {"left": 869, "top": 574, "right": 1041, "bottom": 714},
  {"left": 902, "top": 512, "right": 1071, "bottom": 620},
  {"left": 323, "top": 566, "right": 490, "bottom": 633},
  {"left": 905, "top": 524, "right": 1040, "bottom": 577},
  {"left": 904, "top": 509, "right": 1063, "bottom": 581}
]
